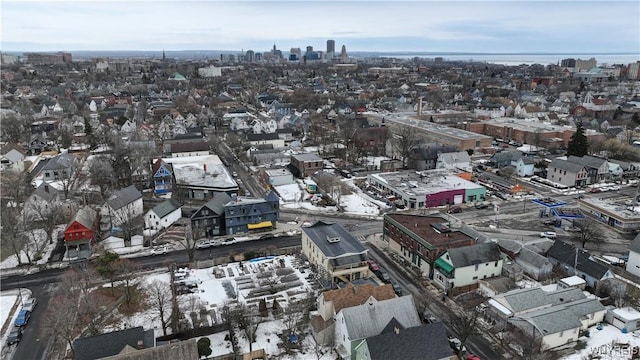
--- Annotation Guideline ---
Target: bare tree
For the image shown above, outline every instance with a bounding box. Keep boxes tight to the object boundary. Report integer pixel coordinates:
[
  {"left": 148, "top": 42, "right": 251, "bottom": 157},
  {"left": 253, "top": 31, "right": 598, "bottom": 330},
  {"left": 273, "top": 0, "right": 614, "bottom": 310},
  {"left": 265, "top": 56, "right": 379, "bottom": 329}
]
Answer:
[
  {"left": 237, "top": 304, "right": 263, "bottom": 354},
  {"left": 571, "top": 219, "right": 605, "bottom": 248},
  {"left": 27, "top": 200, "right": 65, "bottom": 245},
  {"left": 88, "top": 155, "right": 117, "bottom": 200},
  {"left": 111, "top": 202, "right": 143, "bottom": 246},
  {"left": 393, "top": 126, "right": 418, "bottom": 169},
  {"left": 282, "top": 299, "right": 306, "bottom": 334},
  {"left": 0, "top": 113, "right": 29, "bottom": 143},
  {"left": 1, "top": 206, "right": 31, "bottom": 265},
  {"left": 176, "top": 225, "right": 201, "bottom": 263},
  {"left": 448, "top": 309, "right": 481, "bottom": 360},
  {"left": 506, "top": 325, "right": 548, "bottom": 360},
  {"left": 1, "top": 169, "right": 33, "bottom": 204},
  {"left": 60, "top": 157, "right": 84, "bottom": 200},
  {"left": 114, "top": 258, "right": 140, "bottom": 304},
  {"left": 146, "top": 280, "right": 173, "bottom": 336}
]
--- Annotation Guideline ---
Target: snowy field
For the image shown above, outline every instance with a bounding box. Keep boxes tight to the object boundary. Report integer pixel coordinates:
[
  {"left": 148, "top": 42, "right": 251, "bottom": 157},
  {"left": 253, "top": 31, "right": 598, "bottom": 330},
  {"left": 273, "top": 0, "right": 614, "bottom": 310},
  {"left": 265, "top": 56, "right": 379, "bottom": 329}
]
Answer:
[
  {"left": 275, "top": 179, "right": 387, "bottom": 217},
  {"left": 562, "top": 324, "right": 640, "bottom": 360},
  {"left": 0, "top": 295, "right": 17, "bottom": 330},
  {"left": 108, "top": 256, "right": 332, "bottom": 358}
]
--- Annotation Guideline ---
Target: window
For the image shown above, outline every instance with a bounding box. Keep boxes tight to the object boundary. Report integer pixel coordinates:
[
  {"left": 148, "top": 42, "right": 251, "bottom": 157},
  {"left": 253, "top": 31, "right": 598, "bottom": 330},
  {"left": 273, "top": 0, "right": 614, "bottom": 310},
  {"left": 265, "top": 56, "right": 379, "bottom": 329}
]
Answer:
[
  {"left": 475, "top": 264, "right": 479, "bottom": 271},
  {"left": 495, "top": 261, "right": 498, "bottom": 267},
  {"left": 472, "top": 276, "right": 478, "bottom": 280}
]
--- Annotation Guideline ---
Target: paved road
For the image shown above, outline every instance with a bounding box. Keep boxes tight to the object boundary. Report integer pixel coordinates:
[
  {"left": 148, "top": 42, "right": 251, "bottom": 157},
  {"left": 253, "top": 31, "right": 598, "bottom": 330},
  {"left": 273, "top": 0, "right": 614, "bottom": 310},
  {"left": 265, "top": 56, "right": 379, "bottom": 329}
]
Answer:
[{"left": 10, "top": 284, "right": 56, "bottom": 360}]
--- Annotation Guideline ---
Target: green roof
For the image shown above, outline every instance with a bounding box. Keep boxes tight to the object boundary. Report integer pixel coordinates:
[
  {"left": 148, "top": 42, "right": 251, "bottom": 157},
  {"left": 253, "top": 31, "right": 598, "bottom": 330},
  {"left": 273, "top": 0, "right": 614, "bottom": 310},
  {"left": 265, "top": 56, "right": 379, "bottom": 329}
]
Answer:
[
  {"left": 151, "top": 199, "right": 181, "bottom": 218},
  {"left": 435, "top": 257, "right": 454, "bottom": 274}
]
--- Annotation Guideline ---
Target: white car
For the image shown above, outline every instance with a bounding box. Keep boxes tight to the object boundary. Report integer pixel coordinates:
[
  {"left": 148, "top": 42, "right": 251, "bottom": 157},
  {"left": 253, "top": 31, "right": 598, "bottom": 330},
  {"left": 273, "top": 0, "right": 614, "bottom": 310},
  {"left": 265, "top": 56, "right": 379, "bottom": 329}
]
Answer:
[
  {"left": 221, "top": 238, "right": 238, "bottom": 246},
  {"left": 540, "top": 231, "right": 557, "bottom": 239},
  {"left": 150, "top": 245, "right": 169, "bottom": 256},
  {"left": 196, "top": 239, "right": 219, "bottom": 249},
  {"left": 21, "top": 297, "right": 37, "bottom": 312}
]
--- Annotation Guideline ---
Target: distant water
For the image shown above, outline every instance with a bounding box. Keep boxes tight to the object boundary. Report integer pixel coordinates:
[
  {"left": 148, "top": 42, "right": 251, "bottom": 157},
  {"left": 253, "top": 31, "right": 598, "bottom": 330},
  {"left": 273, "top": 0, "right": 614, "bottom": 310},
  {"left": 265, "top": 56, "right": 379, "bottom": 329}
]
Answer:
[{"left": 373, "top": 53, "right": 640, "bottom": 66}]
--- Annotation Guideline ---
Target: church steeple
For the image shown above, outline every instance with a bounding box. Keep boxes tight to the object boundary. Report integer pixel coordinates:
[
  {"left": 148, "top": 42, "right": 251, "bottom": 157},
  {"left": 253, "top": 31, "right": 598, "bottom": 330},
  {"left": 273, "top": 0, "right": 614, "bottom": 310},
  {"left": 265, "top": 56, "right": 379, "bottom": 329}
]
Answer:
[{"left": 162, "top": 49, "right": 166, "bottom": 61}]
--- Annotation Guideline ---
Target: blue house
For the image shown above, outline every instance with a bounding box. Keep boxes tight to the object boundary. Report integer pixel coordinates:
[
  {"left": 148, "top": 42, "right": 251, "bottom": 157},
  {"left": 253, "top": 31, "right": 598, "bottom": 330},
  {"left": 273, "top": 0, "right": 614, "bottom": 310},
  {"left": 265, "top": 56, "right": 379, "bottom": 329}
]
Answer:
[
  {"left": 224, "top": 191, "right": 280, "bottom": 235},
  {"left": 152, "top": 159, "right": 173, "bottom": 195}
]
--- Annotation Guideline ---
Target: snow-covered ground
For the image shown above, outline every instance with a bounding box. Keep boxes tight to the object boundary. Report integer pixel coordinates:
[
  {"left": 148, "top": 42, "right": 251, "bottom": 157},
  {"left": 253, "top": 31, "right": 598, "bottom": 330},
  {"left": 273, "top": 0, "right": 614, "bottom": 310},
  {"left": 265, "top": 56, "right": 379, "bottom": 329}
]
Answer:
[
  {"left": 0, "top": 295, "right": 18, "bottom": 330},
  {"left": 0, "top": 227, "right": 61, "bottom": 269},
  {"left": 111, "top": 256, "right": 329, "bottom": 358},
  {"left": 562, "top": 324, "right": 640, "bottom": 360},
  {"left": 275, "top": 179, "right": 387, "bottom": 217}
]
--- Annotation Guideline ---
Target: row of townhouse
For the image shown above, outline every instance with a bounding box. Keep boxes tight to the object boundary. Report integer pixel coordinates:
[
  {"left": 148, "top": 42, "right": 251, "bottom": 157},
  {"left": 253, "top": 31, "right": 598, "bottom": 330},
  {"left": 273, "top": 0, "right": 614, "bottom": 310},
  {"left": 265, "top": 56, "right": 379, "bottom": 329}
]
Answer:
[{"left": 547, "top": 154, "right": 635, "bottom": 188}]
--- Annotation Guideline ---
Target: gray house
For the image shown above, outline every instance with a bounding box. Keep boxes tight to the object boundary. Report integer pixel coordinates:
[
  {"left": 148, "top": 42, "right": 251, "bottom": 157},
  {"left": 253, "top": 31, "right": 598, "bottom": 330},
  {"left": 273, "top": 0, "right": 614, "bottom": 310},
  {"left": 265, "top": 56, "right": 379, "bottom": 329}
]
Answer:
[
  {"left": 515, "top": 246, "right": 553, "bottom": 281},
  {"left": 546, "top": 240, "right": 615, "bottom": 290},
  {"left": 546, "top": 159, "right": 588, "bottom": 187},
  {"left": 567, "top": 155, "right": 609, "bottom": 184}
]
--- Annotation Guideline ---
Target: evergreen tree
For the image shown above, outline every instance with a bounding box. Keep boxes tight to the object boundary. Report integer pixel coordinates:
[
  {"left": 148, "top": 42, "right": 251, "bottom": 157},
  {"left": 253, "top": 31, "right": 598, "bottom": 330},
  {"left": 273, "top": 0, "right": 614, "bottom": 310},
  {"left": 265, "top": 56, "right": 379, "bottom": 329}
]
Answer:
[{"left": 566, "top": 121, "right": 589, "bottom": 157}]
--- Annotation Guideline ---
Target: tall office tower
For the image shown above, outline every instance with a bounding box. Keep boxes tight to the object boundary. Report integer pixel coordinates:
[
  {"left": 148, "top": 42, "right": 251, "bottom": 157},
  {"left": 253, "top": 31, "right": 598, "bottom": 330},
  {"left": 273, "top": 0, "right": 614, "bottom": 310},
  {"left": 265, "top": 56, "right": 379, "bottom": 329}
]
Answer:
[
  {"left": 246, "top": 50, "right": 255, "bottom": 62},
  {"left": 306, "top": 46, "right": 314, "bottom": 54},
  {"left": 326, "top": 39, "right": 335, "bottom": 58},
  {"left": 561, "top": 58, "right": 576, "bottom": 68},
  {"left": 340, "top": 45, "right": 348, "bottom": 60}
]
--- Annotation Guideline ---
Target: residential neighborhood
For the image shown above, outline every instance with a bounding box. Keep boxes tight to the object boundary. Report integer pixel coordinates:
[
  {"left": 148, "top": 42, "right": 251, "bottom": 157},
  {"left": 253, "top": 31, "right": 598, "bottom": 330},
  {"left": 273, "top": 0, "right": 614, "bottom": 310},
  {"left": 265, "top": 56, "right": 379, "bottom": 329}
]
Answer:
[{"left": 1, "top": 43, "right": 640, "bottom": 360}]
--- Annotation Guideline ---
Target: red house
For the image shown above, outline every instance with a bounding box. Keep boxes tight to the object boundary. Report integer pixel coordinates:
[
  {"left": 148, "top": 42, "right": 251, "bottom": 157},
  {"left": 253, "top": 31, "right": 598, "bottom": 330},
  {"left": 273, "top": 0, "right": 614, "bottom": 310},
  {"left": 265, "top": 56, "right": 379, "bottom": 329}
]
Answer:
[{"left": 64, "top": 206, "right": 98, "bottom": 255}]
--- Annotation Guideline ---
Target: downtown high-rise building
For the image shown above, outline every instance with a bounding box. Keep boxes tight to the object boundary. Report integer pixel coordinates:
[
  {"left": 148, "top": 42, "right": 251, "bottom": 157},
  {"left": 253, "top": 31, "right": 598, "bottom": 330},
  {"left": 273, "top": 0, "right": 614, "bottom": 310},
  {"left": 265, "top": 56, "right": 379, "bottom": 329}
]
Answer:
[{"left": 326, "top": 39, "right": 335, "bottom": 58}]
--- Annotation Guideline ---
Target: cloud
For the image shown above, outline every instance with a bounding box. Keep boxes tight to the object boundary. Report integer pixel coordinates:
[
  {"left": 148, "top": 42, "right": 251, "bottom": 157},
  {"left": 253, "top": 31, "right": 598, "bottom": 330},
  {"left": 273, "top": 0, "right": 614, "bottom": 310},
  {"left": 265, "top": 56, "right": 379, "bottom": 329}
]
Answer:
[{"left": 1, "top": 1, "right": 638, "bottom": 53}]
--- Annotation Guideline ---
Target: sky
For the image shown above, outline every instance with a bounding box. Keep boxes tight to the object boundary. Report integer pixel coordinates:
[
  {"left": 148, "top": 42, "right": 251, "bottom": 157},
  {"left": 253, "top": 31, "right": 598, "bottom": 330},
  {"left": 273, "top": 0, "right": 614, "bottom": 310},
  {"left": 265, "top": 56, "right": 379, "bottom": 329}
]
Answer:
[{"left": 1, "top": 0, "right": 639, "bottom": 54}]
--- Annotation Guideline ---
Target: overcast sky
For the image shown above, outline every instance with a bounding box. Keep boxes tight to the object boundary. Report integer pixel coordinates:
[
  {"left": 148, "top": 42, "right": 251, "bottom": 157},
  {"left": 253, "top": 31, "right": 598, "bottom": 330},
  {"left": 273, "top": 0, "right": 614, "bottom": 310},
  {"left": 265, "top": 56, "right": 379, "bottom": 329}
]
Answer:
[{"left": 2, "top": 1, "right": 639, "bottom": 53}]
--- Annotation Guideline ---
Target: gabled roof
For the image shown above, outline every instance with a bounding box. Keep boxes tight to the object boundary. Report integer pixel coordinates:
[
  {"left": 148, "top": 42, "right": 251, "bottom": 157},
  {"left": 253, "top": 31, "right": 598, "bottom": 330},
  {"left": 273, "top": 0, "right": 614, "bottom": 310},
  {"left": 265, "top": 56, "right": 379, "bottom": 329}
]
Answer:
[
  {"left": 322, "top": 283, "right": 396, "bottom": 315},
  {"left": 548, "top": 159, "right": 586, "bottom": 173},
  {"left": 194, "top": 193, "right": 232, "bottom": 218},
  {"left": 151, "top": 159, "right": 172, "bottom": 176},
  {"left": 150, "top": 199, "right": 181, "bottom": 219},
  {"left": 106, "top": 185, "right": 142, "bottom": 211},
  {"left": 31, "top": 182, "right": 60, "bottom": 203},
  {"left": 366, "top": 321, "right": 452, "bottom": 360},
  {"left": 630, "top": 233, "right": 640, "bottom": 254},
  {"left": 302, "top": 221, "right": 367, "bottom": 263},
  {"left": 68, "top": 206, "right": 97, "bottom": 231},
  {"left": 265, "top": 190, "right": 280, "bottom": 203},
  {"left": 490, "top": 150, "right": 522, "bottom": 163},
  {"left": 438, "top": 151, "right": 471, "bottom": 164},
  {"left": 495, "top": 286, "right": 585, "bottom": 314},
  {"left": 516, "top": 246, "right": 551, "bottom": 268},
  {"left": 73, "top": 326, "right": 154, "bottom": 360},
  {"left": 42, "top": 153, "right": 76, "bottom": 170},
  {"left": 513, "top": 297, "right": 604, "bottom": 336},
  {"left": 341, "top": 296, "right": 421, "bottom": 342},
  {"left": 546, "top": 240, "right": 611, "bottom": 280},
  {"left": 567, "top": 155, "right": 607, "bottom": 169},
  {"left": 247, "top": 133, "right": 280, "bottom": 141},
  {"left": 446, "top": 242, "right": 502, "bottom": 268}
]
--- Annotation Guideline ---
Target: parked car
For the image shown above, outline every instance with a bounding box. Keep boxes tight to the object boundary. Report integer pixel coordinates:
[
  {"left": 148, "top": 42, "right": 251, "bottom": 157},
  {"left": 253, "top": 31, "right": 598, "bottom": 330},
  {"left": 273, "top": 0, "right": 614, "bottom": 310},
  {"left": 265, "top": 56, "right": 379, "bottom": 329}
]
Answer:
[
  {"left": 448, "top": 336, "right": 466, "bottom": 354},
  {"left": 14, "top": 310, "right": 30, "bottom": 327},
  {"left": 196, "top": 239, "right": 219, "bottom": 249},
  {"left": 541, "top": 219, "right": 556, "bottom": 225},
  {"left": 392, "top": 282, "right": 403, "bottom": 296},
  {"left": 6, "top": 327, "right": 22, "bottom": 345},
  {"left": 221, "top": 238, "right": 238, "bottom": 246},
  {"left": 150, "top": 245, "right": 169, "bottom": 256},
  {"left": 573, "top": 194, "right": 585, "bottom": 199},
  {"left": 475, "top": 203, "right": 489, "bottom": 210},
  {"left": 447, "top": 206, "right": 462, "bottom": 214},
  {"left": 368, "top": 260, "right": 380, "bottom": 272},
  {"left": 21, "top": 298, "right": 37, "bottom": 312},
  {"left": 378, "top": 270, "right": 391, "bottom": 283},
  {"left": 590, "top": 187, "right": 602, "bottom": 193},
  {"left": 540, "top": 231, "right": 557, "bottom": 239}
]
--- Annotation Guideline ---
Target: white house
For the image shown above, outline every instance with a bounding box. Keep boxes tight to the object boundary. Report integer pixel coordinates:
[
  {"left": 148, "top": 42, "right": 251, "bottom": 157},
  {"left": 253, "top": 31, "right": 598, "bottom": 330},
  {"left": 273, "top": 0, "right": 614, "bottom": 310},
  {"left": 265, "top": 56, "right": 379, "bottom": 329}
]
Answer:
[
  {"left": 433, "top": 242, "right": 503, "bottom": 292},
  {"left": 487, "top": 286, "right": 606, "bottom": 350},
  {"left": 626, "top": 234, "right": 640, "bottom": 277},
  {"left": 103, "top": 185, "right": 144, "bottom": 227},
  {"left": 512, "top": 157, "right": 535, "bottom": 177},
  {"left": 0, "top": 148, "right": 25, "bottom": 172},
  {"left": 144, "top": 199, "right": 182, "bottom": 234},
  {"left": 435, "top": 151, "right": 471, "bottom": 172},
  {"left": 333, "top": 295, "right": 421, "bottom": 359},
  {"left": 262, "top": 168, "right": 294, "bottom": 187}
]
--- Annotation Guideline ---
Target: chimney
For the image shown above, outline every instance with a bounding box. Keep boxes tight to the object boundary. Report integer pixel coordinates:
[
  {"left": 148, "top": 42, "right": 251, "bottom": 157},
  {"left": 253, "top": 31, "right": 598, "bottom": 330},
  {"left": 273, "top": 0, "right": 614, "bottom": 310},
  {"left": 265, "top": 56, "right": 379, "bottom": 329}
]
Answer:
[{"left": 136, "top": 339, "right": 144, "bottom": 349}]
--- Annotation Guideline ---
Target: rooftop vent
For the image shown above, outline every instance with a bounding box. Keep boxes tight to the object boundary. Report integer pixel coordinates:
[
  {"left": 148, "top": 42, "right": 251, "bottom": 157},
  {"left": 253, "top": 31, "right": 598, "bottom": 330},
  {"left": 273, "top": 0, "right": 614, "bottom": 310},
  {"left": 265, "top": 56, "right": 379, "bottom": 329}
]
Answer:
[{"left": 327, "top": 236, "right": 341, "bottom": 244}]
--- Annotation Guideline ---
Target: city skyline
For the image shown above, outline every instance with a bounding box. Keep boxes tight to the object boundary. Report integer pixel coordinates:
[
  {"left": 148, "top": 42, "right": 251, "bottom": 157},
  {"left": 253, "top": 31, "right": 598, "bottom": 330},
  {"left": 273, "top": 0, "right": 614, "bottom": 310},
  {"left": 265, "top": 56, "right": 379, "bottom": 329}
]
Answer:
[{"left": 1, "top": 1, "right": 639, "bottom": 54}]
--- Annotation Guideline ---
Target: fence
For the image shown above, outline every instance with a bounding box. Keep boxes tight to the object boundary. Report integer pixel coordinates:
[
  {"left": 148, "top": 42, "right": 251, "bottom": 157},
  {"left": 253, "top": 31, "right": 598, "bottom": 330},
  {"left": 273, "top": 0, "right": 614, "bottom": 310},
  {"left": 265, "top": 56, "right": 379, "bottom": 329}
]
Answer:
[{"left": 195, "top": 246, "right": 303, "bottom": 269}]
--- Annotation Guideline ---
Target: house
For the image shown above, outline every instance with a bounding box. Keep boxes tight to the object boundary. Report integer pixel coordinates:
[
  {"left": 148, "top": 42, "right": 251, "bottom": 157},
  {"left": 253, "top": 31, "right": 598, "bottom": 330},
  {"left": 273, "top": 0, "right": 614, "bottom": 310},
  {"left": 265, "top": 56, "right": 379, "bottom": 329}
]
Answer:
[
  {"left": 144, "top": 199, "right": 182, "bottom": 233},
  {"left": 333, "top": 295, "right": 422, "bottom": 359},
  {"left": 625, "top": 234, "right": 640, "bottom": 277},
  {"left": 289, "top": 153, "right": 323, "bottom": 178},
  {"left": 191, "top": 193, "right": 231, "bottom": 237},
  {"left": 546, "top": 240, "right": 615, "bottom": 290},
  {"left": 165, "top": 155, "right": 238, "bottom": 201},
  {"left": 433, "top": 242, "right": 503, "bottom": 295},
  {"left": 489, "top": 150, "right": 522, "bottom": 168},
  {"left": 566, "top": 155, "right": 609, "bottom": 184},
  {"left": 356, "top": 321, "right": 454, "bottom": 360},
  {"left": 607, "top": 161, "right": 624, "bottom": 179},
  {"left": 39, "top": 153, "right": 78, "bottom": 183},
  {"left": 151, "top": 159, "right": 173, "bottom": 195},
  {"left": 350, "top": 127, "right": 390, "bottom": 157},
  {"left": 605, "top": 307, "right": 640, "bottom": 332},
  {"left": 311, "top": 283, "right": 396, "bottom": 345},
  {"left": 486, "top": 286, "right": 606, "bottom": 350},
  {"left": 246, "top": 133, "right": 285, "bottom": 148},
  {"left": 383, "top": 214, "right": 476, "bottom": 278},
  {"left": 23, "top": 182, "right": 70, "bottom": 220},
  {"left": 514, "top": 246, "right": 553, "bottom": 281},
  {"left": 546, "top": 159, "right": 588, "bottom": 188},
  {"left": 64, "top": 206, "right": 98, "bottom": 258},
  {"left": 102, "top": 185, "right": 143, "bottom": 228},
  {"left": 610, "top": 160, "right": 640, "bottom": 179},
  {"left": 224, "top": 191, "right": 280, "bottom": 235},
  {"left": 301, "top": 221, "right": 369, "bottom": 287},
  {"left": 513, "top": 157, "right": 536, "bottom": 177},
  {"left": 169, "top": 142, "right": 209, "bottom": 157},
  {"left": 259, "top": 168, "right": 295, "bottom": 188},
  {"left": 73, "top": 326, "right": 155, "bottom": 360},
  {"left": 409, "top": 144, "right": 458, "bottom": 171},
  {"left": 0, "top": 146, "right": 25, "bottom": 172},
  {"left": 436, "top": 151, "right": 472, "bottom": 172}
]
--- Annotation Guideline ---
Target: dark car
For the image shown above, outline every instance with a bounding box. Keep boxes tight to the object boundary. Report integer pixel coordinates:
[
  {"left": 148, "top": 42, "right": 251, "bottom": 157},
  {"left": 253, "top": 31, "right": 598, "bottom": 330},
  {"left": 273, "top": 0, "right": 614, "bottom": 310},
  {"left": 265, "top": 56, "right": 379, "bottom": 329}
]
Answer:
[
  {"left": 392, "top": 283, "right": 403, "bottom": 296},
  {"left": 447, "top": 206, "right": 462, "bottom": 214},
  {"left": 475, "top": 203, "right": 489, "bottom": 210},
  {"left": 378, "top": 270, "right": 391, "bottom": 283},
  {"left": 14, "top": 310, "right": 30, "bottom": 327},
  {"left": 6, "top": 327, "right": 22, "bottom": 345}
]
